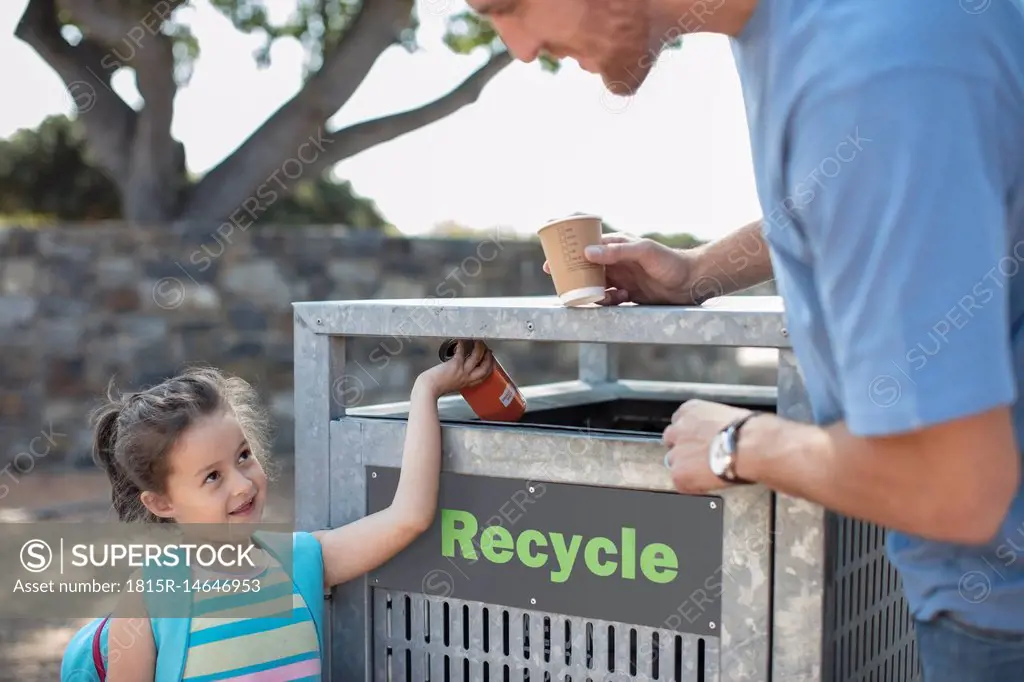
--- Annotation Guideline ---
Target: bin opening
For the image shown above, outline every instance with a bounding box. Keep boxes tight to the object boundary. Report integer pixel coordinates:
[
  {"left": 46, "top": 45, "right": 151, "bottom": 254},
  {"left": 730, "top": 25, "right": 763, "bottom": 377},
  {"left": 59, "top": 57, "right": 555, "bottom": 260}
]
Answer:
[{"left": 518, "top": 397, "right": 778, "bottom": 435}]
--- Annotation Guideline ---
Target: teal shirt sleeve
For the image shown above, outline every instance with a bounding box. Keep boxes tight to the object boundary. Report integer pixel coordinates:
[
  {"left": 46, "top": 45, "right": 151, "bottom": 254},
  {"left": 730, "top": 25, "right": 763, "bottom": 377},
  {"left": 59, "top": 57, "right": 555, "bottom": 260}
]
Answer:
[{"left": 784, "top": 67, "right": 1017, "bottom": 436}]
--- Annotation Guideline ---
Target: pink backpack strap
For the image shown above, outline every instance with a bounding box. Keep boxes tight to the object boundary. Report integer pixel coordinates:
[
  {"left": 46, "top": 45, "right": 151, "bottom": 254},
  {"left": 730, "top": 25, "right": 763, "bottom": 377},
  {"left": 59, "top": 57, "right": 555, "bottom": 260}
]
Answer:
[{"left": 93, "top": 616, "right": 110, "bottom": 680}]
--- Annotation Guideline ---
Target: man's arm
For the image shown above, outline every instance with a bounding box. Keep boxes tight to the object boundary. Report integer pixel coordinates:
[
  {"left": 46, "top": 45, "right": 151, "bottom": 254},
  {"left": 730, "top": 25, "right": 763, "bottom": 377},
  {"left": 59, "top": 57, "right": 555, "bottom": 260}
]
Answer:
[
  {"left": 688, "top": 218, "right": 775, "bottom": 298},
  {"left": 732, "top": 66, "right": 1020, "bottom": 544},
  {"left": 739, "top": 408, "right": 1018, "bottom": 544}
]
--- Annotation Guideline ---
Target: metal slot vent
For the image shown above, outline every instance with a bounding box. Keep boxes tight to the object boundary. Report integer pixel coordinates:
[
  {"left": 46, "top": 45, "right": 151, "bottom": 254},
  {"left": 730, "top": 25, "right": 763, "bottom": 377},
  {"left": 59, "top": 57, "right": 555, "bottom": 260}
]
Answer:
[
  {"left": 825, "top": 514, "right": 922, "bottom": 682},
  {"left": 372, "top": 589, "right": 718, "bottom": 682}
]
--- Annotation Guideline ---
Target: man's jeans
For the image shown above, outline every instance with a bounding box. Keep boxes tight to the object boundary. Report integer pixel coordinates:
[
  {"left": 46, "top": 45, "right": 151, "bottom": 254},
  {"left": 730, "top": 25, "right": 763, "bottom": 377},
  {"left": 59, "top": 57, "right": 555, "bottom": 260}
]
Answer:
[{"left": 915, "top": 613, "right": 1024, "bottom": 681}]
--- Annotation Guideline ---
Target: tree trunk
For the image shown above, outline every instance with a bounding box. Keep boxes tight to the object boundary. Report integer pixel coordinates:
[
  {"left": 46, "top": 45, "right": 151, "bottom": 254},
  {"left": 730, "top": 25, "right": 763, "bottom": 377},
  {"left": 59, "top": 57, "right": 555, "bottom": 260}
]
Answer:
[{"left": 16, "top": 0, "right": 187, "bottom": 222}]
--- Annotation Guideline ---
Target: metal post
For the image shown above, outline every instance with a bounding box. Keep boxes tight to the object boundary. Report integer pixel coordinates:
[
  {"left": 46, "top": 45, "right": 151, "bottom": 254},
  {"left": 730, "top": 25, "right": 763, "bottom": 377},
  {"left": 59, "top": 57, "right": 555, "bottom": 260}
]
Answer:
[
  {"left": 292, "top": 310, "right": 347, "bottom": 681},
  {"left": 293, "top": 313, "right": 342, "bottom": 531},
  {"left": 578, "top": 342, "right": 619, "bottom": 383},
  {"left": 771, "top": 349, "right": 826, "bottom": 682}
]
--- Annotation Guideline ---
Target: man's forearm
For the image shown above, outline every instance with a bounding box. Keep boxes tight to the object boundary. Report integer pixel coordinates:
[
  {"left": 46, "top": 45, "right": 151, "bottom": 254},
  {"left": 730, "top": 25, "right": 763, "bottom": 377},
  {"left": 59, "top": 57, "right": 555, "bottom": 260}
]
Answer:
[
  {"left": 736, "top": 408, "right": 1019, "bottom": 545},
  {"left": 689, "top": 219, "right": 774, "bottom": 295}
]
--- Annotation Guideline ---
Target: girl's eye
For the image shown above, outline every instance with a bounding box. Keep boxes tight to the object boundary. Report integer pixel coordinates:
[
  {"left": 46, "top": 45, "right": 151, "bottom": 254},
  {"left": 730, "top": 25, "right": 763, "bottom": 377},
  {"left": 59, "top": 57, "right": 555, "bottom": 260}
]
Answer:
[
  {"left": 239, "top": 449, "right": 251, "bottom": 463},
  {"left": 205, "top": 470, "right": 220, "bottom": 484}
]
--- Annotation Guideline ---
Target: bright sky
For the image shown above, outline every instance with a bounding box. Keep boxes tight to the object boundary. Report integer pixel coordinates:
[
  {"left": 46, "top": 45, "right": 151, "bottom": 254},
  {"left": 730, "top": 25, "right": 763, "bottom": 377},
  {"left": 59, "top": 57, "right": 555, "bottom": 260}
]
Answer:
[{"left": 0, "top": 0, "right": 762, "bottom": 241}]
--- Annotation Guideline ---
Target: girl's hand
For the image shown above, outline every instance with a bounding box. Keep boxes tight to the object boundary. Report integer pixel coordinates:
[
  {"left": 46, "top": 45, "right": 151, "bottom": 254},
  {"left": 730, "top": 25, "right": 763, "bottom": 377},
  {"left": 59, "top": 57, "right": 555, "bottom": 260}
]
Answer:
[{"left": 419, "top": 340, "right": 495, "bottom": 397}]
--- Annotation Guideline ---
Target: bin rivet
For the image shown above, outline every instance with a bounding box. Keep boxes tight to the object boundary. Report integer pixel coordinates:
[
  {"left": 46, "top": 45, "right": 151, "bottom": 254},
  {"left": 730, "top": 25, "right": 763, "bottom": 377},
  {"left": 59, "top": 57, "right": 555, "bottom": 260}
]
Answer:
[
  {"left": 530, "top": 598, "right": 537, "bottom": 605},
  {"left": 709, "top": 622, "right": 716, "bottom": 630},
  {"left": 781, "top": 328, "right": 788, "bottom": 337},
  {"left": 316, "top": 318, "right": 323, "bottom": 326},
  {"left": 526, "top": 322, "right": 534, "bottom": 332},
  {"left": 371, "top": 472, "right": 377, "bottom": 478},
  {"left": 709, "top": 501, "right": 717, "bottom": 510}
]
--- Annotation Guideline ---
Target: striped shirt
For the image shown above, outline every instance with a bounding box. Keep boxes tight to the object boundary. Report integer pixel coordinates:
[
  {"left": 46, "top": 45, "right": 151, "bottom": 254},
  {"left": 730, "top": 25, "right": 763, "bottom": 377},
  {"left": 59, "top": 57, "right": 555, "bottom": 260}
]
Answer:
[{"left": 179, "top": 554, "right": 321, "bottom": 682}]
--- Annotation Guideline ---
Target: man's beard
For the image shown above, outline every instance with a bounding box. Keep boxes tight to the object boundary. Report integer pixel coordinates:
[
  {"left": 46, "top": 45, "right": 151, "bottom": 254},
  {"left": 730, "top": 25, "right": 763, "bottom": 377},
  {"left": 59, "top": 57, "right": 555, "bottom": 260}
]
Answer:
[{"left": 595, "top": 0, "right": 658, "bottom": 96}]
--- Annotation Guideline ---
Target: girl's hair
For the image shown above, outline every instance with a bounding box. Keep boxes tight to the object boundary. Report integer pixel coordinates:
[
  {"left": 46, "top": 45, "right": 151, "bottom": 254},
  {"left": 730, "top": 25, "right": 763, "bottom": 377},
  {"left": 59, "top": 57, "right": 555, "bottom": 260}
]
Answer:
[{"left": 90, "top": 366, "right": 273, "bottom": 523}]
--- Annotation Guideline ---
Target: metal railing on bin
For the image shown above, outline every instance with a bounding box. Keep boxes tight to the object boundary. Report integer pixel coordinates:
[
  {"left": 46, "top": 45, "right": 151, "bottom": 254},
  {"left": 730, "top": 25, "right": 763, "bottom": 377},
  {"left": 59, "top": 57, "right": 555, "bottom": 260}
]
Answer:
[{"left": 291, "top": 296, "right": 921, "bottom": 682}]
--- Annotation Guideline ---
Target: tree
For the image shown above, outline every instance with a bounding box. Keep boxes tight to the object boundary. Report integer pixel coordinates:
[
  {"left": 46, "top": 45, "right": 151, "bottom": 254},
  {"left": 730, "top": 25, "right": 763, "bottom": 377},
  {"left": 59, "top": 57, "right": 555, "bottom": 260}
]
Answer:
[
  {"left": 13, "top": 0, "right": 535, "bottom": 223},
  {"left": 0, "top": 114, "right": 391, "bottom": 227}
]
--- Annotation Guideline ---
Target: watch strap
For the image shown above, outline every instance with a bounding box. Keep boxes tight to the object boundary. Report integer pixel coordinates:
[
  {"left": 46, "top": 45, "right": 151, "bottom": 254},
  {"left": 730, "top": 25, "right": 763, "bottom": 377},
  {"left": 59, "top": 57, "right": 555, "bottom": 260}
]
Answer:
[{"left": 717, "top": 412, "right": 760, "bottom": 484}]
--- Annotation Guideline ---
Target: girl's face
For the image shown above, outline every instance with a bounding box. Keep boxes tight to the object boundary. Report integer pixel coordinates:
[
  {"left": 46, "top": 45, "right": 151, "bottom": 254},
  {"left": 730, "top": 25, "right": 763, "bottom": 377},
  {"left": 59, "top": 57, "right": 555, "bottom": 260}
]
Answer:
[{"left": 142, "top": 410, "right": 268, "bottom": 526}]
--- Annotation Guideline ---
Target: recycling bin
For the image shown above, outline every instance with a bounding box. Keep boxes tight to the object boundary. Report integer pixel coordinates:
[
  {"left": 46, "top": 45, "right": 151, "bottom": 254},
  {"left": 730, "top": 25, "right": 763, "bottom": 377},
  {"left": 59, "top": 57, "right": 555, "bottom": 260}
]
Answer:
[{"left": 292, "top": 296, "right": 921, "bottom": 682}]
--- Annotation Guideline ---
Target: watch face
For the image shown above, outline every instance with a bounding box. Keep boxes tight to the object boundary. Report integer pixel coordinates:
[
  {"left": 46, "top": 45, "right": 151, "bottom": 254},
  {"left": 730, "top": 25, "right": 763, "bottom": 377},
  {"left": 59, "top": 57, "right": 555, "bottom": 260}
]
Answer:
[{"left": 709, "top": 433, "right": 730, "bottom": 476}]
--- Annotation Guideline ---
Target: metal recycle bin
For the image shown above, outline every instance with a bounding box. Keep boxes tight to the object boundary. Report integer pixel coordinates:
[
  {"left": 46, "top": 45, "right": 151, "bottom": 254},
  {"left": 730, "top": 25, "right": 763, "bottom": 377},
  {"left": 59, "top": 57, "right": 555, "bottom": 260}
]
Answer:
[{"left": 292, "top": 295, "right": 922, "bottom": 682}]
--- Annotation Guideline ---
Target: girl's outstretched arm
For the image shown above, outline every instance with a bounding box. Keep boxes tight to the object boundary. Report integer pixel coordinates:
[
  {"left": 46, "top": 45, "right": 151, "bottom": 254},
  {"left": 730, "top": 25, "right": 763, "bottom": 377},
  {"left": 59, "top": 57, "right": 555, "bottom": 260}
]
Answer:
[{"left": 314, "top": 341, "right": 494, "bottom": 589}]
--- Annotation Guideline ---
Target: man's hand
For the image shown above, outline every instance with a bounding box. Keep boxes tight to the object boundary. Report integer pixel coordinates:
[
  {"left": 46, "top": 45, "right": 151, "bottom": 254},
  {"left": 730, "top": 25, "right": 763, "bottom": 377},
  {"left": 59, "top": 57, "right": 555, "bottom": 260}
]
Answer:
[
  {"left": 662, "top": 399, "right": 755, "bottom": 494},
  {"left": 543, "top": 232, "right": 702, "bottom": 306}
]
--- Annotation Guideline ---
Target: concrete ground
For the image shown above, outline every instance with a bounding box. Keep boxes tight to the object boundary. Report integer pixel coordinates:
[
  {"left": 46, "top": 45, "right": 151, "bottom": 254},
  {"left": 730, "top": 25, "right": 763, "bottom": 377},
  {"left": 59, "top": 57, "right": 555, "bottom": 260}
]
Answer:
[{"left": 0, "top": 464, "right": 296, "bottom": 682}]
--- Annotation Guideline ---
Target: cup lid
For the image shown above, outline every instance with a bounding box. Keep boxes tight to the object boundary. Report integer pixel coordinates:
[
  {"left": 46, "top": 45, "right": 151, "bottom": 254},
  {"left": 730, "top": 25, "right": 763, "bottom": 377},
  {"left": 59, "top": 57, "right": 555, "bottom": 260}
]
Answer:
[{"left": 537, "top": 213, "right": 603, "bottom": 233}]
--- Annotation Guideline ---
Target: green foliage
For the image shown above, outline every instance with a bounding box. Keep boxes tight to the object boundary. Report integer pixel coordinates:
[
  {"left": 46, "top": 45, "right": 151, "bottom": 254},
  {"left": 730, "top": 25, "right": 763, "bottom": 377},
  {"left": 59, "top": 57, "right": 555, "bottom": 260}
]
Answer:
[
  {"left": 0, "top": 115, "right": 120, "bottom": 221},
  {"left": 0, "top": 115, "right": 390, "bottom": 227},
  {"left": 427, "top": 219, "right": 523, "bottom": 239},
  {"left": 197, "top": 1, "right": 555, "bottom": 80},
  {"left": 206, "top": 0, "right": 366, "bottom": 75},
  {"left": 441, "top": 9, "right": 557, "bottom": 70},
  {"left": 425, "top": 221, "right": 706, "bottom": 247},
  {"left": 429, "top": 220, "right": 481, "bottom": 237},
  {"left": 260, "top": 175, "right": 390, "bottom": 228},
  {"left": 441, "top": 11, "right": 500, "bottom": 55}
]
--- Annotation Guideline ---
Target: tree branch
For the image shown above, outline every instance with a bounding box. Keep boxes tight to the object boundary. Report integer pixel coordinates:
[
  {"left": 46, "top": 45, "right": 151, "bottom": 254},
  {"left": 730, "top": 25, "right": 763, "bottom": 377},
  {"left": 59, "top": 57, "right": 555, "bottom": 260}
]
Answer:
[
  {"left": 303, "top": 50, "right": 513, "bottom": 178},
  {"left": 180, "top": 0, "right": 414, "bottom": 221},
  {"left": 60, "top": 0, "right": 184, "bottom": 220},
  {"left": 15, "top": 0, "right": 136, "bottom": 187},
  {"left": 305, "top": 0, "right": 414, "bottom": 117}
]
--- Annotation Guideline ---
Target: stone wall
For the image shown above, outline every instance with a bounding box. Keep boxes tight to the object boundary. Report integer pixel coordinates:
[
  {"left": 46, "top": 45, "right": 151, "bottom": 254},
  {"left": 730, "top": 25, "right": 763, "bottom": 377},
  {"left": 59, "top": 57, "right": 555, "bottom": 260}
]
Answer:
[{"left": 0, "top": 222, "right": 777, "bottom": 471}]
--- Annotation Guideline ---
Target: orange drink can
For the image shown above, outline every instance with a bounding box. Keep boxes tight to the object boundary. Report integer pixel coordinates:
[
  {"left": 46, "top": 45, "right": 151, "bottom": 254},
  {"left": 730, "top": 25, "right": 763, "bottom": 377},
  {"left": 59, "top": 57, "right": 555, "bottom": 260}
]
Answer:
[{"left": 438, "top": 339, "right": 527, "bottom": 422}]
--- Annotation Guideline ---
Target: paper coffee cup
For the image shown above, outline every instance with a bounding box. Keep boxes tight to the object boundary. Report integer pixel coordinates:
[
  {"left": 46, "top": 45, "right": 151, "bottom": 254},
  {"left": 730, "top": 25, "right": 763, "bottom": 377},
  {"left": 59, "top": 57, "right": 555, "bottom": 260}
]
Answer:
[{"left": 537, "top": 214, "right": 606, "bottom": 306}]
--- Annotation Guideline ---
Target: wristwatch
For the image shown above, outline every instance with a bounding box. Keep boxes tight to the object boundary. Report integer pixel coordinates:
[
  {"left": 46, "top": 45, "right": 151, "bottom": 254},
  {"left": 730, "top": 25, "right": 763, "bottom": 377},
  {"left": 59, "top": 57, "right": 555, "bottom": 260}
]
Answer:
[{"left": 708, "top": 412, "right": 760, "bottom": 484}]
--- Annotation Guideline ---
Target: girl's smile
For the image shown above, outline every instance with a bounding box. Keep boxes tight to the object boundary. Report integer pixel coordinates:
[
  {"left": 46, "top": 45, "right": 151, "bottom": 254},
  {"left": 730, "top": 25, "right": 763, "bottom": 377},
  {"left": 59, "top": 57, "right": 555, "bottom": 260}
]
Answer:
[{"left": 228, "top": 490, "right": 261, "bottom": 520}]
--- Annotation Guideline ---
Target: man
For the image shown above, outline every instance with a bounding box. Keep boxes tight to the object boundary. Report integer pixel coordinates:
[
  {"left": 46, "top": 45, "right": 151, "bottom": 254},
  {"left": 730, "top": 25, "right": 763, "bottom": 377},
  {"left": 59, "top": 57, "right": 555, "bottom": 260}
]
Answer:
[{"left": 470, "top": 0, "right": 1024, "bottom": 679}]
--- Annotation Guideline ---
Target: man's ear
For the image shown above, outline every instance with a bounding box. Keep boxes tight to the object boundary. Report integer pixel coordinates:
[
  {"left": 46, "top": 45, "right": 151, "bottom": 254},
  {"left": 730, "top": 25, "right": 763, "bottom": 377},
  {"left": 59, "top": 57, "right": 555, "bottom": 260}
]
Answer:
[{"left": 140, "top": 490, "right": 176, "bottom": 520}]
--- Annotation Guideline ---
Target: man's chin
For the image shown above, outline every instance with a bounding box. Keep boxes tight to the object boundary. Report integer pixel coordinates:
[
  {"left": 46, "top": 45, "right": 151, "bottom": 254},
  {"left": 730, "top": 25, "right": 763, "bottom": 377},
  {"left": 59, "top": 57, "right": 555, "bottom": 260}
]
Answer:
[
  {"left": 602, "top": 74, "right": 643, "bottom": 97},
  {"left": 602, "top": 78, "right": 634, "bottom": 97},
  {"left": 599, "top": 57, "right": 654, "bottom": 97}
]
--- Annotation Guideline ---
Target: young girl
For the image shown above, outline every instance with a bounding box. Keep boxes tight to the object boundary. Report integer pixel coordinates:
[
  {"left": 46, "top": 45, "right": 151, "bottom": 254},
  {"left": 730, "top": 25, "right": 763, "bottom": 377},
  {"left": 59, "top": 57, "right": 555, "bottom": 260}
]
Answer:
[{"left": 91, "top": 340, "right": 495, "bottom": 682}]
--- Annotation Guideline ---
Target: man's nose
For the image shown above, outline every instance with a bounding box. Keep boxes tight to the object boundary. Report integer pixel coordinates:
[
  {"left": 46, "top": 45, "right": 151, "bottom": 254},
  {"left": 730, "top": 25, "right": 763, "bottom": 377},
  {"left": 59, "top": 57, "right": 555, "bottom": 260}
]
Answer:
[{"left": 491, "top": 19, "right": 542, "bottom": 63}]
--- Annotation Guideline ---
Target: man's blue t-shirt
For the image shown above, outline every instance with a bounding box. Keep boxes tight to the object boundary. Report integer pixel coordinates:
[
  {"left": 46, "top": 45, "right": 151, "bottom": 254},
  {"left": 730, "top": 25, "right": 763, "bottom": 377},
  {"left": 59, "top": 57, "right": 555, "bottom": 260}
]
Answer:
[{"left": 730, "top": 0, "right": 1024, "bottom": 630}]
